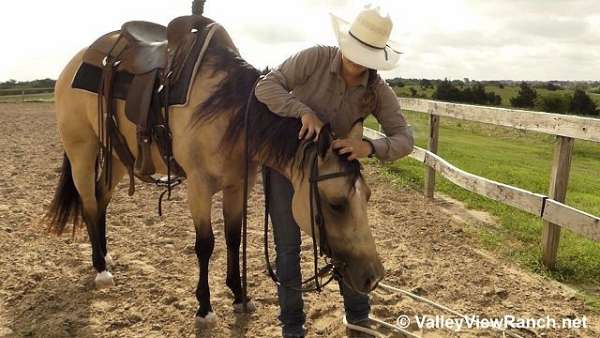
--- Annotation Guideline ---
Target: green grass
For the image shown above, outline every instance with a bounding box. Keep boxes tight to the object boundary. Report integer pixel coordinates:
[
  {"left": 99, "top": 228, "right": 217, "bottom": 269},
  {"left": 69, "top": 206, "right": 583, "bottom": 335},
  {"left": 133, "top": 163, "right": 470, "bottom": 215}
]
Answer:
[{"left": 365, "top": 112, "right": 600, "bottom": 310}]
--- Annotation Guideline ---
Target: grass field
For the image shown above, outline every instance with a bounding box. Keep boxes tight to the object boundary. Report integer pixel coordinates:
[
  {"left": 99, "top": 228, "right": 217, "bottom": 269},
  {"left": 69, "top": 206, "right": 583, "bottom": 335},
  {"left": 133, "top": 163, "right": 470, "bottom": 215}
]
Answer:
[
  {"left": 366, "top": 111, "right": 600, "bottom": 309},
  {"left": 394, "top": 84, "right": 600, "bottom": 109}
]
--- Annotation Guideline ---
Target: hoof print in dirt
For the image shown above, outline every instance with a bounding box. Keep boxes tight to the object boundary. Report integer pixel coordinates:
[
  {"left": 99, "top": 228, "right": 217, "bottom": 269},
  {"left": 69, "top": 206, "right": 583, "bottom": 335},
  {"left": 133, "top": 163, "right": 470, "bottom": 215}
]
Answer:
[{"left": 94, "top": 271, "right": 115, "bottom": 289}]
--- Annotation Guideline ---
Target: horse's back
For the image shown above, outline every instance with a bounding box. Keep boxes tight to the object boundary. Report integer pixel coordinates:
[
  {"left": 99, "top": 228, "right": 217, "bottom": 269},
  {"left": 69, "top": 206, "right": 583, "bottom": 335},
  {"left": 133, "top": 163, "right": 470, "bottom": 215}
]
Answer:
[
  {"left": 54, "top": 19, "right": 249, "bottom": 191},
  {"left": 55, "top": 49, "right": 100, "bottom": 141}
]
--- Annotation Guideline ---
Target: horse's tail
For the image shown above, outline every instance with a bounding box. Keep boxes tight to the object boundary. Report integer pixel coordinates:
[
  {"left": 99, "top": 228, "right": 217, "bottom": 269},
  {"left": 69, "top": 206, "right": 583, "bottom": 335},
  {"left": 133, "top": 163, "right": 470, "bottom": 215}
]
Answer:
[{"left": 43, "top": 153, "right": 83, "bottom": 235}]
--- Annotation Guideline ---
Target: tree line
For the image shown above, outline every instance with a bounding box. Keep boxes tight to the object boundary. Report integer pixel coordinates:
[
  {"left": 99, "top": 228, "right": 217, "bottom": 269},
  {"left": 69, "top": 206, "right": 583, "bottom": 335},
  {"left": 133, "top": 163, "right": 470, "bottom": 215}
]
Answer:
[
  {"left": 0, "top": 79, "right": 55, "bottom": 90},
  {"left": 387, "top": 78, "right": 599, "bottom": 116},
  {"left": 510, "top": 82, "right": 597, "bottom": 115}
]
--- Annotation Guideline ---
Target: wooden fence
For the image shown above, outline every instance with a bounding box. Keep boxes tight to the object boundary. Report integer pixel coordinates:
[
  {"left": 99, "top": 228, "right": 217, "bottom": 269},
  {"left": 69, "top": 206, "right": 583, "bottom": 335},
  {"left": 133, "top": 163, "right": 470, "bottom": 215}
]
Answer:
[
  {"left": 0, "top": 87, "right": 54, "bottom": 103},
  {"left": 364, "top": 98, "right": 600, "bottom": 269}
]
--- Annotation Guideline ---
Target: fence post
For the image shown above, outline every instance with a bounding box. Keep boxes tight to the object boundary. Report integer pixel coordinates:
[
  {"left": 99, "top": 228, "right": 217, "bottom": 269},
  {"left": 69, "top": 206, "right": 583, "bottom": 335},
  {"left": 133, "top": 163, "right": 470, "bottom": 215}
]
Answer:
[
  {"left": 424, "top": 113, "right": 439, "bottom": 199},
  {"left": 541, "top": 135, "right": 574, "bottom": 269}
]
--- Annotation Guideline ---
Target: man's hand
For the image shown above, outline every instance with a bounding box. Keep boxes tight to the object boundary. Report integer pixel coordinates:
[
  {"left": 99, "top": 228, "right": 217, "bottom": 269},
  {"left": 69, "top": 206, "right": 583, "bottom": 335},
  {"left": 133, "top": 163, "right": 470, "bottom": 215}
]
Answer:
[
  {"left": 299, "top": 112, "right": 324, "bottom": 141},
  {"left": 332, "top": 139, "right": 374, "bottom": 161}
]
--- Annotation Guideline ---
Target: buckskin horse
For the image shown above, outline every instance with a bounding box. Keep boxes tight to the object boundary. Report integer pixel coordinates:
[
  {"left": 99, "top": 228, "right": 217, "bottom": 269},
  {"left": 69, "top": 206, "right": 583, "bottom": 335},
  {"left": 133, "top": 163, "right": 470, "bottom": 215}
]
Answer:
[{"left": 44, "top": 15, "right": 384, "bottom": 324}]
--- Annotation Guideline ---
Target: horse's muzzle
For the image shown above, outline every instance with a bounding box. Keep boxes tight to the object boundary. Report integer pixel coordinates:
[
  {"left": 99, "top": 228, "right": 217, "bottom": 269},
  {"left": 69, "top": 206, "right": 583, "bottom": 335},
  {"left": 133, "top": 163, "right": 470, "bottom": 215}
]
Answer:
[{"left": 336, "top": 256, "right": 385, "bottom": 294}]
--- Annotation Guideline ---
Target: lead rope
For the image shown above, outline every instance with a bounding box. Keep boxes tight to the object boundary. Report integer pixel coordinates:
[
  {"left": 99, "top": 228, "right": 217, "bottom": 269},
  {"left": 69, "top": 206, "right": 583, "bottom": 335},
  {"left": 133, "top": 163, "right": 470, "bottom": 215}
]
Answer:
[{"left": 241, "top": 76, "right": 263, "bottom": 312}]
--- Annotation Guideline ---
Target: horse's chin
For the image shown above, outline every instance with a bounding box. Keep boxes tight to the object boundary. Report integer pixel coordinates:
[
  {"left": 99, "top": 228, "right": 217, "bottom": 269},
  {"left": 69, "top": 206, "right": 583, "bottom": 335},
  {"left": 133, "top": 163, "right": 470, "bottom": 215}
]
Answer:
[{"left": 334, "top": 256, "right": 384, "bottom": 294}]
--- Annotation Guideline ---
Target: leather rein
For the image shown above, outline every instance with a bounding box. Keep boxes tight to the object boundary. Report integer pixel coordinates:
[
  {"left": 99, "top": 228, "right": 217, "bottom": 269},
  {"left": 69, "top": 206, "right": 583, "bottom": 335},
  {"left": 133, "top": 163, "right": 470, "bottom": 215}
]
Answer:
[
  {"left": 239, "top": 78, "right": 351, "bottom": 311},
  {"left": 263, "top": 149, "right": 350, "bottom": 293}
]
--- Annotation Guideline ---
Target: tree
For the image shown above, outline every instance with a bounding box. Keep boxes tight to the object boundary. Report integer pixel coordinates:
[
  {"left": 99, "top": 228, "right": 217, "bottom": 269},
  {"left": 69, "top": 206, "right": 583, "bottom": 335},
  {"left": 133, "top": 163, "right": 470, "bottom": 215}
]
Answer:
[
  {"left": 432, "top": 80, "right": 501, "bottom": 106},
  {"left": 544, "top": 82, "right": 560, "bottom": 91},
  {"left": 420, "top": 79, "right": 433, "bottom": 89},
  {"left": 432, "top": 79, "right": 462, "bottom": 102},
  {"left": 510, "top": 82, "right": 537, "bottom": 108},
  {"left": 386, "top": 78, "right": 404, "bottom": 87},
  {"left": 570, "top": 89, "right": 598, "bottom": 116},
  {"left": 535, "top": 93, "right": 571, "bottom": 114},
  {"left": 409, "top": 88, "right": 418, "bottom": 97}
]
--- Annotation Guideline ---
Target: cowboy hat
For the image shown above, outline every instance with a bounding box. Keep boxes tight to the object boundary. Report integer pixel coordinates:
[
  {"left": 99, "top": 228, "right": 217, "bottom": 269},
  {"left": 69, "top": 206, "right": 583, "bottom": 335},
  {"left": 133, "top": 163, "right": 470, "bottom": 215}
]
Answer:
[{"left": 330, "top": 5, "right": 402, "bottom": 71}]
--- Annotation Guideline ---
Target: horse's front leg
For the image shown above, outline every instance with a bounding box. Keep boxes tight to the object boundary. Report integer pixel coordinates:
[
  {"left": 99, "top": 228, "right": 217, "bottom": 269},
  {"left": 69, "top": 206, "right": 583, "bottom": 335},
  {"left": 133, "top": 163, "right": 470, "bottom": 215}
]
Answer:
[
  {"left": 188, "top": 177, "right": 217, "bottom": 325},
  {"left": 223, "top": 186, "right": 256, "bottom": 313}
]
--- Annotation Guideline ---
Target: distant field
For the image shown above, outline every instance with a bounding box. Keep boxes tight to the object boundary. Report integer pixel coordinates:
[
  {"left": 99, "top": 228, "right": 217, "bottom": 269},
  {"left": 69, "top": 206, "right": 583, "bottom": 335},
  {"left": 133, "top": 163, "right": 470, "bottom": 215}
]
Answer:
[
  {"left": 0, "top": 93, "right": 54, "bottom": 103},
  {"left": 0, "top": 87, "right": 54, "bottom": 103},
  {"left": 366, "top": 110, "right": 600, "bottom": 308},
  {"left": 394, "top": 84, "right": 600, "bottom": 109}
]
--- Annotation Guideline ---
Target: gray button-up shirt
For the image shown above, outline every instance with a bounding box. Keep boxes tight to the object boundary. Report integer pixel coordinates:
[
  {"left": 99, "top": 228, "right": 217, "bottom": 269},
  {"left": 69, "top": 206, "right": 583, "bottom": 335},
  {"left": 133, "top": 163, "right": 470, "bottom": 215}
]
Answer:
[{"left": 255, "top": 45, "right": 412, "bottom": 161}]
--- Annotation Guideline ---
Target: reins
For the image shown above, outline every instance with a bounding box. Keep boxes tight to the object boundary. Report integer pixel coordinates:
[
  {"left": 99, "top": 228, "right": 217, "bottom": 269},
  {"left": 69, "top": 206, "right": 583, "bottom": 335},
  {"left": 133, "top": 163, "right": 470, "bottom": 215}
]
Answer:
[{"left": 240, "top": 78, "right": 352, "bottom": 309}]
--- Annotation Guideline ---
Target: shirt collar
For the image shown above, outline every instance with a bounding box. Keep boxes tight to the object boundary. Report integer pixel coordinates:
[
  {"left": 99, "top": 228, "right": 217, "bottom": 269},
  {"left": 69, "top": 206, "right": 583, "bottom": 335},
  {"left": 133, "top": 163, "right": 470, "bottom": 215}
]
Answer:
[{"left": 330, "top": 48, "right": 369, "bottom": 88}]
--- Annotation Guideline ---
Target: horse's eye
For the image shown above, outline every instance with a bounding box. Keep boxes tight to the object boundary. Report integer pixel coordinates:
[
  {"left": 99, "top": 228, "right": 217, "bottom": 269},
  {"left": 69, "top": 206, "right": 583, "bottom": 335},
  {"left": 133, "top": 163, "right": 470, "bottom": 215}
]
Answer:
[{"left": 329, "top": 202, "right": 346, "bottom": 213}]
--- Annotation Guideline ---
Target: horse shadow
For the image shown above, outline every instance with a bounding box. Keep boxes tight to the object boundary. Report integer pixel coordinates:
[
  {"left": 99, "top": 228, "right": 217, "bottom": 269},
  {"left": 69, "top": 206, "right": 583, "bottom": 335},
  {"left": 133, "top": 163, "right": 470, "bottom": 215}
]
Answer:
[
  {"left": 193, "top": 312, "right": 252, "bottom": 338},
  {"left": 6, "top": 272, "right": 97, "bottom": 338}
]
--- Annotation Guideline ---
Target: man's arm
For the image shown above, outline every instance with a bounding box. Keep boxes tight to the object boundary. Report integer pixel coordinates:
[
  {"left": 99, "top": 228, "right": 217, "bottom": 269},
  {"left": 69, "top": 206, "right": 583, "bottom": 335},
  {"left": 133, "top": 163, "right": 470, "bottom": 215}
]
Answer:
[
  {"left": 370, "top": 82, "right": 415, "bottom": 162},
  {"left": 255, "top": 46, "right": 325, "bottom": 119}
]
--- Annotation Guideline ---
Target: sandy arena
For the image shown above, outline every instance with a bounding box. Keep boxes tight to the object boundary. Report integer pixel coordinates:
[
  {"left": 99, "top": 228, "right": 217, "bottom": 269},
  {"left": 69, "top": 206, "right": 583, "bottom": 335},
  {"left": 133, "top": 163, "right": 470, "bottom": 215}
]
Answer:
[{"left": 0, "top": 103, "right": 598, "bottom": 337}]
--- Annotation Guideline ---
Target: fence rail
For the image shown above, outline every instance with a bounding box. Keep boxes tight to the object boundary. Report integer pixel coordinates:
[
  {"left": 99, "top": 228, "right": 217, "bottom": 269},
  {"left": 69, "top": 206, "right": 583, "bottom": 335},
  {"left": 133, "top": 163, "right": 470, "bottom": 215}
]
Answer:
[
  {"left": 0, "top": 87, "right": 54, "bottom": 96},
  {"left": 0, "top": 88, "right": 54, "bottom": 103},
  {"left": 364, "top": 98, "right": 600, "bottom": 268}
]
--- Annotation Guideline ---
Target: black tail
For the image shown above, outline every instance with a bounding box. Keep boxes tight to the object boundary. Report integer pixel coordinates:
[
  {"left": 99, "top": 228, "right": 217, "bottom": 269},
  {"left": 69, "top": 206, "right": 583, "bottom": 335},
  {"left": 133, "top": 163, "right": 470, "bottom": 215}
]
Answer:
[{"left": 43, "top": 153, "right": 83, "bottom": 235}]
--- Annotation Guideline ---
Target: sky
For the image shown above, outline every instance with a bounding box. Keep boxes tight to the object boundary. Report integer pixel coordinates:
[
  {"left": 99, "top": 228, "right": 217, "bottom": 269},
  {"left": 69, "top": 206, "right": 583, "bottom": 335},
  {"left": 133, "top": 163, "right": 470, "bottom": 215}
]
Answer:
[{"left": 1, "top": 0, "right": 599, "bottom": 82}]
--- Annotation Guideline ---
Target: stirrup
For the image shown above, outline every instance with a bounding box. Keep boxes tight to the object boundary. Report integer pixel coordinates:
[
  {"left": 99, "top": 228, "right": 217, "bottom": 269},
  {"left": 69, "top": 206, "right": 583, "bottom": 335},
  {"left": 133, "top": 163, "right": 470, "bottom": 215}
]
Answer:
[{"left": 156, "top": 175, "right": 183, "bottom": 188}]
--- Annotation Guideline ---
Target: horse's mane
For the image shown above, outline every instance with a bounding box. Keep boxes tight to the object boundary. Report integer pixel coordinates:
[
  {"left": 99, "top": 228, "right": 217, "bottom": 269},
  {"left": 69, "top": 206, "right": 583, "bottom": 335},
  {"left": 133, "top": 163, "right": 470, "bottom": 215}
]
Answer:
[{"left": 194, "top": 46, "right": 361, "bottom": 181}]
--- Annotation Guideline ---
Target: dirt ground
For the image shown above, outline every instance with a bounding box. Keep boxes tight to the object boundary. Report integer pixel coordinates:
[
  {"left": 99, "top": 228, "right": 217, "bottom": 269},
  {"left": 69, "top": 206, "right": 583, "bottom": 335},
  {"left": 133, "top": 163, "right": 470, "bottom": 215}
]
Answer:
[{"left": 0, "top": 103, "right": 598, "bottom": 338}]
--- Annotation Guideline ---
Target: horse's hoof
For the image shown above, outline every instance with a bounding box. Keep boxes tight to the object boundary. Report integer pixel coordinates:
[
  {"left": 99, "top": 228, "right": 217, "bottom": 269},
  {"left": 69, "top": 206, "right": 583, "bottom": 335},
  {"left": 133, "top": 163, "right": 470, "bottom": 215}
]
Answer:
[
  {"left": 105, "top": 253, "right": 114, "bottom": 266},
  {"left": 233, "top": 300, "right": 256, "bottom": 313},
  {"left": 195, "top": 312, "right": 218, "bottom": 327},
  {"left": 95, "top": 271, "right": 114, "bottom": 289}
]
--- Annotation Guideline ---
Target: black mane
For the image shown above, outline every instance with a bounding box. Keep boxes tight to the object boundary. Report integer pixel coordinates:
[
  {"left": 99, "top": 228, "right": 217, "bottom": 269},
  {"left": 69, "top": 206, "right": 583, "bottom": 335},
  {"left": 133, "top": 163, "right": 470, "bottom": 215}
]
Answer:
[{"left": 194, "top": 46, "right": 361, "bottom": 181}]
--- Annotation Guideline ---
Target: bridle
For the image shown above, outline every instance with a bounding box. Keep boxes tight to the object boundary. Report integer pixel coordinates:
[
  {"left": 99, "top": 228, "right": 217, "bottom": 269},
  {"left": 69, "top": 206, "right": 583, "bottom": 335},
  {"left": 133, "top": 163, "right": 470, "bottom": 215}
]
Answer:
[
  {"left": 238, "top": 78, "right": 354, "bottom": 311},
  {"left": 263, "top": 146, "right": 352, "bottom": 293}
]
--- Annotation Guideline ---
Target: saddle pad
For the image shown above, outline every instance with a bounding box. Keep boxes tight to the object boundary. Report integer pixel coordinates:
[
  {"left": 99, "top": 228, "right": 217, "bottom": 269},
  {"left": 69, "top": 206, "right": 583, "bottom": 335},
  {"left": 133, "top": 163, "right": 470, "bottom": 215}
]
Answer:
[{"left": 72, "top": 28, "right": 210, "bottom": 106}]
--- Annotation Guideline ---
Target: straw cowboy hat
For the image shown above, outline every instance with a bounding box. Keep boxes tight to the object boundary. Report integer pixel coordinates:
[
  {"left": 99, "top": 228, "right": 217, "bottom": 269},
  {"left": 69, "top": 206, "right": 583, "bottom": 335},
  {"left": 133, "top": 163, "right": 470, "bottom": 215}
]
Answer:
[{"left": 330, "top": 5, "right": 402, "bottom": 71}]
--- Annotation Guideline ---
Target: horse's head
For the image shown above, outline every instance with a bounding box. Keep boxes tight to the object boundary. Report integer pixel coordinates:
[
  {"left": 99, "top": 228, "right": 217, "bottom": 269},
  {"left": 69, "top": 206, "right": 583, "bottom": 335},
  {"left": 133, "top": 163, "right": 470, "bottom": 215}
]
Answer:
[{"left": 289, "top": 121, "right": 384, "bottom": 294}]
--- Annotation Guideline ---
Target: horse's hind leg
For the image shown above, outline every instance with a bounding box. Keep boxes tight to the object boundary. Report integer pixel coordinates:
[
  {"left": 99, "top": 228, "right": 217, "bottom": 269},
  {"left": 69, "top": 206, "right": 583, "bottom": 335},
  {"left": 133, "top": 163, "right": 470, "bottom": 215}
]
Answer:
[
  {"left": 187, "top": 175, "right": 218, "bottom": 325},
  {"left": 63, "top": 138, "right": 114, "bottom": 287},
  {"left": 96, "top": 156, "right": 127, "bottom": 267},
  {"left": 222, "top": 186, "right": 255, "bottom": 313}
]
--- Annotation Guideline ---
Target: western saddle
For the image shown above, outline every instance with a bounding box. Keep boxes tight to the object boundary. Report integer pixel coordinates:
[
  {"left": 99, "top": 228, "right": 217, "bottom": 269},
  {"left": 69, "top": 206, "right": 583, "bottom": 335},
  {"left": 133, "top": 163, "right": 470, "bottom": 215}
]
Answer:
[{"left": 80, "top": 15, "right": 234, "bottom": 196}]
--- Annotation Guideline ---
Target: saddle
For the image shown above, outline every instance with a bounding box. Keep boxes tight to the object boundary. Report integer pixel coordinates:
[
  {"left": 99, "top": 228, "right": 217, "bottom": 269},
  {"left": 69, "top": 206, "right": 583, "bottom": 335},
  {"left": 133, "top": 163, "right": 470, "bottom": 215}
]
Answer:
[{"left": 77, "top": 15, "right": 226, "bottom": 195}]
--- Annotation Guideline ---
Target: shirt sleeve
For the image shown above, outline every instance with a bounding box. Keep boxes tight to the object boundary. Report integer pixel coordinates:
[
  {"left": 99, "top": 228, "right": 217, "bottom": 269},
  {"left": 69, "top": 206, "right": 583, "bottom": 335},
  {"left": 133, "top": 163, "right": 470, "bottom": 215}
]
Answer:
[
  {"left": 254, "top": 46, "right": 325, "bottom": 119},
  {"left": 369, "top": 81, "right": 415, "bottom": 162}
]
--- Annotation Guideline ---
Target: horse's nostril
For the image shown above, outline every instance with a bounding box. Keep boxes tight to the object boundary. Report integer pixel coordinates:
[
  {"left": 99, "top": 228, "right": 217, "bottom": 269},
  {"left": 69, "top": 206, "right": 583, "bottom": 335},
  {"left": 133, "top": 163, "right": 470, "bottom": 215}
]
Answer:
[
  {"left": 364, "top": 277, "right": 373, "bottom": 292},
  {"left": 363, "top": 275, "right": 379, "bottom": 292}
]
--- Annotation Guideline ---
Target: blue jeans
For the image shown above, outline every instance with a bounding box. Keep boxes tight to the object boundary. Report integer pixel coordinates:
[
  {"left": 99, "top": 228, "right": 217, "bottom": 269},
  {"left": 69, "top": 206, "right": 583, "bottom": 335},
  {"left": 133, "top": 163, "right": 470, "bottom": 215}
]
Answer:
[{"left": 263, "top": 167, "right": 370, "bottom": 337}]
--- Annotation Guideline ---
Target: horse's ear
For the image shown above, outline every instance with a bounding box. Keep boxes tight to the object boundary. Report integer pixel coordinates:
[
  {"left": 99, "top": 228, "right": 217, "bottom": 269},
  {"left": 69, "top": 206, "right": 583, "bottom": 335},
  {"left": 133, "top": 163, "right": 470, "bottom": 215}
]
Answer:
[
  {"left": 317, "top": 124, "right": 333, "bottom": 158},
  {"left": 347, "top": 118, "right": 364, "bottom": 140}
]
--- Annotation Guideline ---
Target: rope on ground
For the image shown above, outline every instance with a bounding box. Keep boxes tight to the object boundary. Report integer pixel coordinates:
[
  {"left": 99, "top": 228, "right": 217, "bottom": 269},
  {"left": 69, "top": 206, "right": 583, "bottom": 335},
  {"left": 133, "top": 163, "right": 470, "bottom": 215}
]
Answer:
[
  {"left": 374, "top": 282, "right": 528, "bottom": 338},
  {"left": 343, "top": 315, "right": 422, "bottom": 338}
]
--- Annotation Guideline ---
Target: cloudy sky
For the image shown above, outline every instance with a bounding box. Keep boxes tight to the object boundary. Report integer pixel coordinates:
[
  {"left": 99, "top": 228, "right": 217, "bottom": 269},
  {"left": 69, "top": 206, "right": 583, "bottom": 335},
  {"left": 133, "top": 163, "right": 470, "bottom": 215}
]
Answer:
[{"left": 1, "top": 0, "right": 599, "bottom": 81}]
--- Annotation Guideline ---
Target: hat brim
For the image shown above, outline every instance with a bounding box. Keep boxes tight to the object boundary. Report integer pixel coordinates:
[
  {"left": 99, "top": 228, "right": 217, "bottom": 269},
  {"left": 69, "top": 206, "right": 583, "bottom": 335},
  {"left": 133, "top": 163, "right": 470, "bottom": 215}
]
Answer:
[{"left": 330, "top": 13, "right": 401, "bottom": 71}]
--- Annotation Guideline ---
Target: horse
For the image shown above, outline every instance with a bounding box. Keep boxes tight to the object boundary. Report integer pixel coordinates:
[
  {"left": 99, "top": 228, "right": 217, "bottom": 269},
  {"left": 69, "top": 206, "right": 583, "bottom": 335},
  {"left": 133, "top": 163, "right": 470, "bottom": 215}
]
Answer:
[{"left": 44, "top": 18, "right": 384, "bottom": 324}]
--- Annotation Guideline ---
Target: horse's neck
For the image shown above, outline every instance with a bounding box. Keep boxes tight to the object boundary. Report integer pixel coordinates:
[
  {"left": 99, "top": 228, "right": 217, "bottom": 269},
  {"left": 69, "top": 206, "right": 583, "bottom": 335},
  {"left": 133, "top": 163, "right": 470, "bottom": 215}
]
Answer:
[{"left": 257, "top": 141, "right": 313, "bottom": 182}]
